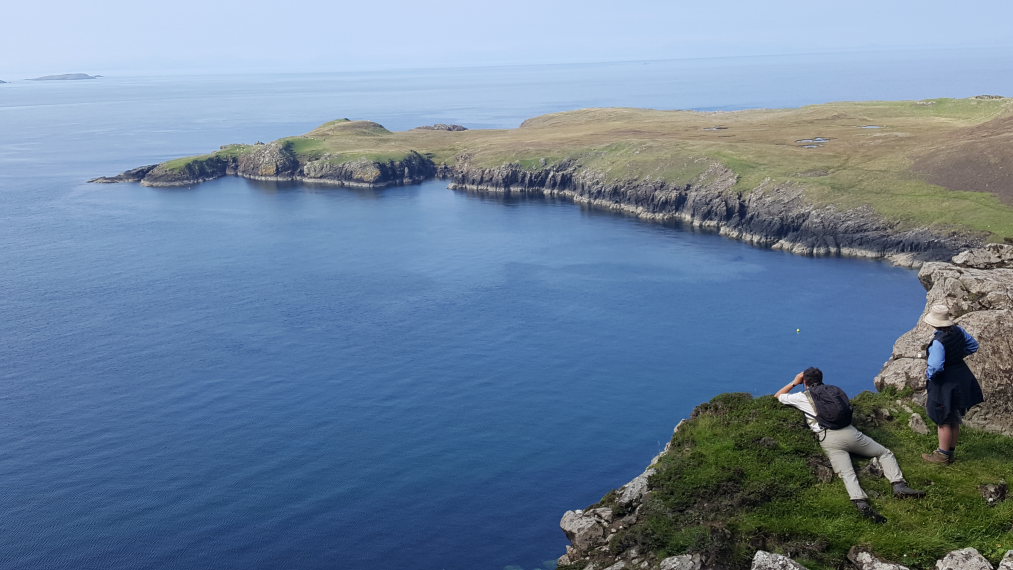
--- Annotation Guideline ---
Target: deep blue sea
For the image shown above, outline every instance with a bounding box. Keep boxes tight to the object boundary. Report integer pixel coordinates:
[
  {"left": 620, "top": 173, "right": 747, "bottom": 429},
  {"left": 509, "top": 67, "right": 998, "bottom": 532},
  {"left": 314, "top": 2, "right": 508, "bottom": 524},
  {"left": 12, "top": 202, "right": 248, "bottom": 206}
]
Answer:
[{"left": 2, "top": 50, "right": 1012, "bottom": 570}]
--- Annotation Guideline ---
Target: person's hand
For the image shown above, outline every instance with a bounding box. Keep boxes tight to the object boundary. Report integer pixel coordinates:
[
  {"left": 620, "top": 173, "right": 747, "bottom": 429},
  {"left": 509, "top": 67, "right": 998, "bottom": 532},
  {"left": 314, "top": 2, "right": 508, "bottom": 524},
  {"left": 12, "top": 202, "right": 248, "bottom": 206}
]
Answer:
[{"left": 793, "top": 372, "right": 805, "bottom": 386}]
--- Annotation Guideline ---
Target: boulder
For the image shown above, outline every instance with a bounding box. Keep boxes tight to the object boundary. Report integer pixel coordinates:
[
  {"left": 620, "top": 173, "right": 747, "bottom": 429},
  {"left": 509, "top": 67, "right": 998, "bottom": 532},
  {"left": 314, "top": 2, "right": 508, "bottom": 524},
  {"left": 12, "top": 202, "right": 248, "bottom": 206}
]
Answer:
[
  {"left": 848, "top": 546, "right": 911, "bottom": 570},
  {"left": 997, "top": 551, "right": 1013, "bottom": 570},
  {"left": 908, "top": 413, "right": 930, "bottom": 435},
  {"left": 658, "top": 553, "right": 703, "bottom": 570},
  {"left": 935, "top": 548, "right": 993, "bottom": 570},
  {"left": 751, "top": 550, "right": 809, "bottom": 569},
  {"left": 617, "top": 467, "right": 655, "bottom": 508},
  {"left": 560, "top": 508, "right": 612, "bottom": 552}
]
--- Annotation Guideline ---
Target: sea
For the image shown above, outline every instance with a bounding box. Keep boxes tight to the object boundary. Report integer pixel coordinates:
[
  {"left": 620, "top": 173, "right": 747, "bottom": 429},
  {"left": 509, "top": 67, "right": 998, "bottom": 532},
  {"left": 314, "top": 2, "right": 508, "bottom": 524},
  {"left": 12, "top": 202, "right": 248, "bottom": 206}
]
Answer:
[{"left": 2, "top": 49, "right": 1012, "bottom": 570}]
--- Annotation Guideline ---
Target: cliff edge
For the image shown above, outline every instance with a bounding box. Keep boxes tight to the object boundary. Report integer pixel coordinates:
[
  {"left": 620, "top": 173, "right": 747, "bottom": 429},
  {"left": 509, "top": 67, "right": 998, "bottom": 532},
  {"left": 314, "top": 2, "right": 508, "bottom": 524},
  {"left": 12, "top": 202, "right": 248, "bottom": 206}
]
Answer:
[
  {"left": 556, "top": 390, "right": 1012, "bottom": 570},
  {"left": 557, "top": 245, "right": 1013, "bottom": 570},
  {"left": 875, "top": 244, "right": 1013, "bottom": 435},
  {"left": 92, "top": 99, "right": 1013, "bottom": 267}
]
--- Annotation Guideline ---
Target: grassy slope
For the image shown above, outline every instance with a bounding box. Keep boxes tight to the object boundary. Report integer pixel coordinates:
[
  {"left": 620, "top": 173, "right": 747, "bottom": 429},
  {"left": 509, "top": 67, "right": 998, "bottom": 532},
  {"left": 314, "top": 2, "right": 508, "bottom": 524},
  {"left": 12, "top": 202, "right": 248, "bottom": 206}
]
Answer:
[
  {"left": 161, "top": 99, "right": 1013, "bottom": 241},
  {"left": 587, "top": 391, "right": 1012, "bottom": 570}
]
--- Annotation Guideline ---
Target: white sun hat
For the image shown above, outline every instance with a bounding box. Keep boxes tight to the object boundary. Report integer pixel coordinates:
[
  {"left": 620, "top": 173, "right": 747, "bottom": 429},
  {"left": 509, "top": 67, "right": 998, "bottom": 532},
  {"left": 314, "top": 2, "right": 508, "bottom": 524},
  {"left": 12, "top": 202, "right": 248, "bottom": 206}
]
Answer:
[{"left": 923, "top": 304, "right": 955, "bottom": 328}]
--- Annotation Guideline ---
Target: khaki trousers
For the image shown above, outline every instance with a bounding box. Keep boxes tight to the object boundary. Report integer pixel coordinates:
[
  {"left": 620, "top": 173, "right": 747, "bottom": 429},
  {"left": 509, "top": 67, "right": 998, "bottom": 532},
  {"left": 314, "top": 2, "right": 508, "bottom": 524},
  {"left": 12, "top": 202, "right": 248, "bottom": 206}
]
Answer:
[{"left": 818, "top": 425, "right": 904, "bottom": 500}]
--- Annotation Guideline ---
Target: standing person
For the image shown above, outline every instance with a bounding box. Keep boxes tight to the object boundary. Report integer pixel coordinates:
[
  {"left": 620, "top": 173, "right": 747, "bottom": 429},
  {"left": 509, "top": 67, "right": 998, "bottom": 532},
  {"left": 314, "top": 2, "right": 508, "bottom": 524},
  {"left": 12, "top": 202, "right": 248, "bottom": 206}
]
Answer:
[
  {"left": 775, "top": 367, "right": 925, "bottom": 523},
  {"left": 921, "top": 304, "right": 984, "bottom": 464}
]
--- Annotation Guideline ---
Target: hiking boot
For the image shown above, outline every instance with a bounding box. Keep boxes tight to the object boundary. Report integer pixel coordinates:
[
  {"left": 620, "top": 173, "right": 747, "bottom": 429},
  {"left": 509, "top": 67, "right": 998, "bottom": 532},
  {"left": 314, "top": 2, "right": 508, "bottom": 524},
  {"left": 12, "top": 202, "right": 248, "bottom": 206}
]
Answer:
[
  {"left": 892, "top": 480, "right": 927, "bottom": 499},
  {"left": 853, "top": 499, "right": 887, "bottom": 524},
  {"left": 921, "top": 450, "right": 954, "bottom": 464}
]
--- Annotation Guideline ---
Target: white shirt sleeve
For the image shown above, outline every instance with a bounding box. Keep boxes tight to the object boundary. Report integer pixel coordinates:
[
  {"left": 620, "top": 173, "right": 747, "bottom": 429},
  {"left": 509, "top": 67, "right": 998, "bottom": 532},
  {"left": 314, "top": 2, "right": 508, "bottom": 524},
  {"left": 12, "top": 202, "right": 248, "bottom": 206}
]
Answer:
[{"left": 778, "top": 392, "right": 822, "bottom": 432}]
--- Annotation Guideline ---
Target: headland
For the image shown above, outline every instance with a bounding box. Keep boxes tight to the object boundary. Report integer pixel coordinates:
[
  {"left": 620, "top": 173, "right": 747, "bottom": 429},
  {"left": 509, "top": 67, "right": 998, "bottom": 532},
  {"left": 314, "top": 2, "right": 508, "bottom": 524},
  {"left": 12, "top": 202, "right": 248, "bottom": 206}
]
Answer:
[{"left": 92, "top": 97, "right": 1013, "bottom": 267}]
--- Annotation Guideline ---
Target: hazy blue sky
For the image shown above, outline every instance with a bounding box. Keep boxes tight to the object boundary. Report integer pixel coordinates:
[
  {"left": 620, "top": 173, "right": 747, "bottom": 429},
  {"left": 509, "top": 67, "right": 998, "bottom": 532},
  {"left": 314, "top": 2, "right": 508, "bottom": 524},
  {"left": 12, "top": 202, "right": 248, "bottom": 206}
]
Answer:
[{"left": 4, "top": 0, "right": 1012, "bottom": 76}]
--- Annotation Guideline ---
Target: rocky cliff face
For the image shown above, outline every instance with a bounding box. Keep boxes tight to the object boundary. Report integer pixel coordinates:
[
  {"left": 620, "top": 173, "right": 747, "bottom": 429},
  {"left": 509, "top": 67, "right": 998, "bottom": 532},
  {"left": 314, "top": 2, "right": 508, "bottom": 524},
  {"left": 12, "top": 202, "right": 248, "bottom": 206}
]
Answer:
[
  {"left": 142, "top": 155, "right": 233, "bottom": 187},
  {"left": 94, "top": 154, "right": 982, "bottom": 266},
  {"left": 95, "top": 146, "right": 436, "bottom": 189},
  {"left": 234, "top": 141, "right": 300, "bottom": 180},
  {"left": 447, "top": 161, "right": 980, "bottom": 267},
  {"left": 875, "top": 243, "right": 1013, "bottom": 435},
  {"left": 301, "top": 150, "right": 435, "bottom": 187}
]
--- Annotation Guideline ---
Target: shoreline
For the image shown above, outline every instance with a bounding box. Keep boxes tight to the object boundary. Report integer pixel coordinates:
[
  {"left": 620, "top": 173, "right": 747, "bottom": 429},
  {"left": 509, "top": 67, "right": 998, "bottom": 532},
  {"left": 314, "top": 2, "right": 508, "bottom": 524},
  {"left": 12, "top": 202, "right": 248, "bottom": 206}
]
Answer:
[{"left": 93, "top": 161, "right": 981, "bottom": 269}]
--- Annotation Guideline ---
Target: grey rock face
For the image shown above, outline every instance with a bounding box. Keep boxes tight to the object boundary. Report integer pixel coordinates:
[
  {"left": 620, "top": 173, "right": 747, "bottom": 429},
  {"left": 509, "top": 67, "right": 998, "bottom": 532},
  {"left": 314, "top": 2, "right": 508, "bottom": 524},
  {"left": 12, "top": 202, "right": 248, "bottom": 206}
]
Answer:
[
  {"left": 934, "top": 548, "right": 994, "bottom": 570},
  {"left": 88, "top": 164, "right": 158, "bottom": 184},
  {"left": 659, "top": 553, "right": 703, "bottom": 570},
  {"left": 875, "top": 244, "right": 1013, "bottom": 434},
  {"left": 617, "top": 467, "right": 655, "bottom": 508},
  {"left": 302, "top": 151, "right": 434, "bottom": 187},
  {"left": 560, "top": 508, "right": 612, "bottom": 552},
  {"left": 141, "top": 155, "right": 233, "bottom": 187},
  {"left": 449, "top": 161, "right": 978, "bottom": 266},
  {"left": 235, "top": 141, "right": 299, "bottom": 179},
  {"left": 952, "top": 244, "right": 1013, "bottom": 269},
  {"left": 751, "top": 550, "right": 810, "bottom": 570},
  {"left": 998, "top": 551, "right": 1013, "bottom": 570}
]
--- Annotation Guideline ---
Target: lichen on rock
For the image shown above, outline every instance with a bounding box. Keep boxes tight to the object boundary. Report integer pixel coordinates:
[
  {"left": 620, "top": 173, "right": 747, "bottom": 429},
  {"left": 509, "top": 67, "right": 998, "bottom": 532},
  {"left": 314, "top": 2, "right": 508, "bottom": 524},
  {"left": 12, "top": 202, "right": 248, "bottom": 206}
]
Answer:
[{"left": 875, "top": 244, "right": 1013, "bottom": 435}]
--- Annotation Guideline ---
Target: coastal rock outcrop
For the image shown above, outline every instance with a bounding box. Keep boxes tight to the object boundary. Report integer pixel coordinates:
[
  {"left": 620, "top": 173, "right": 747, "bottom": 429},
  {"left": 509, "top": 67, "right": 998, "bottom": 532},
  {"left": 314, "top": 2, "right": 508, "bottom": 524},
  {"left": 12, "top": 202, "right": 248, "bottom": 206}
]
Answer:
[
  {"left": 448, "top": 161, "right": 979, "bottom": 267},
  {"left": 103, "top": 147, "right": 436, "bottom": 189},
  {"left": 88, "top": 164, "right": 159, "bottom": 184},
  {"left": 875, "top": 243, "right": 1013, "bottom": 434},
  {"left": 141, "top": 155, "right": 233, "bottom": 187},
  {"left": 234, "top": 141, "right": 300, "bottom": 180},
  {"left": 300, "top": 150, "right": 435, "bottom": 187}
]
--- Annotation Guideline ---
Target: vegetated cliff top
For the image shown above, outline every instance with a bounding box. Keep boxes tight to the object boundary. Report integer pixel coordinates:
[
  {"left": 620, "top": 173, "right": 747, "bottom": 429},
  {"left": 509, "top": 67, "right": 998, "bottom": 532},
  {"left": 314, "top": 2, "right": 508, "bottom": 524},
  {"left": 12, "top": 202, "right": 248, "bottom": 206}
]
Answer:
[
  {"left": 565, "top": 390, "right": 1012, "bottom": 570},
  {"left": 123, "top": 97, "right": 1013, "bottom": 242}
]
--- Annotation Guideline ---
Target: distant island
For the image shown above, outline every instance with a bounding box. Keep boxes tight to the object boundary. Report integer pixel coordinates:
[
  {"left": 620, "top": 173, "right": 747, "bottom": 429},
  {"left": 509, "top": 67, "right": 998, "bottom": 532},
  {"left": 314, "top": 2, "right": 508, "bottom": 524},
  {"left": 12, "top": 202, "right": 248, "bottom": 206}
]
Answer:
[
  {"left": 29, "top": 73, "right": 98, "bottom": 81},
  {"left": 93, "top": 96, "right": 1013, "bottom": 267}
]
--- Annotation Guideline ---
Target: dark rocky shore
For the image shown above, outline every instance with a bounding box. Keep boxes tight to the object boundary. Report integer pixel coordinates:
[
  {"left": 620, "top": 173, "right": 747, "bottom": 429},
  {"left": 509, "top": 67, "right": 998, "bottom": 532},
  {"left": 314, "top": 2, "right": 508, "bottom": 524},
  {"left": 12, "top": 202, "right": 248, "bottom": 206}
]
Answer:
[{"left": 92, "top": 151, "right": 982, "bottom": 268}]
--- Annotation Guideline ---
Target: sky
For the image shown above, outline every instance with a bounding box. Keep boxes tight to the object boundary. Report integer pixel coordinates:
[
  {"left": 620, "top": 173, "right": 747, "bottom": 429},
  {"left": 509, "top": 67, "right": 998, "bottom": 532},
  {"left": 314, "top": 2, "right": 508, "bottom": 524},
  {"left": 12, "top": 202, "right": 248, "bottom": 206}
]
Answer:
[{"left": 3, "top": 0, "right": 1013, "bottom": 77}]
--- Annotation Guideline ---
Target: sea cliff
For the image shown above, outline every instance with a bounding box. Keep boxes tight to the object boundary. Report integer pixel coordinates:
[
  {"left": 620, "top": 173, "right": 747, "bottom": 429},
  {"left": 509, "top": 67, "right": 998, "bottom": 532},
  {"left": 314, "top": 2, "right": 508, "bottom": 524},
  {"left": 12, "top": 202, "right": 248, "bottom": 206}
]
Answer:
[
  {"left": 446, "top": 161, "right": 977, "bottom": 267},
  {"left": 875, "top": 243, "right": 1013, "bottom": 434},
  {"left": 95, "top": 155, "right": 981, "bottom": 267},
  {"left": 92, "top": 99, "right": 1013, "bottom": 267},
  {"left": 91, "top": 142, "right": 435, "bottom": 189}
]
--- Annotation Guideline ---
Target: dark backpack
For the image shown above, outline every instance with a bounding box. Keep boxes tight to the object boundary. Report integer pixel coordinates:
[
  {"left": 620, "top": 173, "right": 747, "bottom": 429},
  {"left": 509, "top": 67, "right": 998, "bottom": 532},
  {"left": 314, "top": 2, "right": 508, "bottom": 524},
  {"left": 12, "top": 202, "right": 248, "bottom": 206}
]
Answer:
[{"left": 804, "top": 384, "right": 853, "bottom": 430}]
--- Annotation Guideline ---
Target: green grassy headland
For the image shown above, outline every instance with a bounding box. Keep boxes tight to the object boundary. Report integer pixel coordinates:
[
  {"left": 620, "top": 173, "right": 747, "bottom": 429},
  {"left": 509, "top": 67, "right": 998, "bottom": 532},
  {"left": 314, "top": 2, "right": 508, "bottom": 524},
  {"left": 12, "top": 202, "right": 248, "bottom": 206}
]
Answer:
[{"left": 161, "top": 98, "right": 1013, "bottom": 241}]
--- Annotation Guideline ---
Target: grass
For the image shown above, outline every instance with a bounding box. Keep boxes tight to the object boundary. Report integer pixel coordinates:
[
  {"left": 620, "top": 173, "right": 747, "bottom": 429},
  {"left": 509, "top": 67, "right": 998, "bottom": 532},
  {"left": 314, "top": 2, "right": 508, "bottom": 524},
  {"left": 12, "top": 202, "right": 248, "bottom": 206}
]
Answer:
[
  {"left": 162, "top": 154, "right": 212, "bottom": 171},
  {"left": 148, "top": 98, "right": 1013, "bottom": 241},
  {"left": 576, "top": 391, "right": 1013, "bottom": 570}
]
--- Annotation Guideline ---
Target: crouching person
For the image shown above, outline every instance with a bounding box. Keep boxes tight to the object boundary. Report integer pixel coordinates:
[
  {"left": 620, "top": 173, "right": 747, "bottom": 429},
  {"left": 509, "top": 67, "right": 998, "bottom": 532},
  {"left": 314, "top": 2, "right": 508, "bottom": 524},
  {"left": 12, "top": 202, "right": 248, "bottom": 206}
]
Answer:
[{"left": 775, "top": 367, "right": 925, "bottom": 523}]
